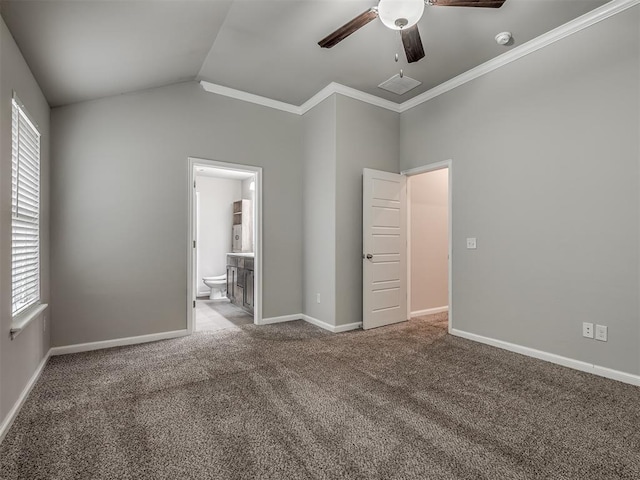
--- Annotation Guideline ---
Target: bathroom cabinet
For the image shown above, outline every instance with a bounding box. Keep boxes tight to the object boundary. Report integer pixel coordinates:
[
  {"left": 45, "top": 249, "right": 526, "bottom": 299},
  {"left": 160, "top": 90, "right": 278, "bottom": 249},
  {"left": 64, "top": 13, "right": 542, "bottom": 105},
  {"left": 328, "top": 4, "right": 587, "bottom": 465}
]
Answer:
[
  {"left": 226, "top": 254, "right": 254, "bottom": 315},
  {"left": 244, "top": 269, "right": 254, "bottom": 311},
  {"left": 232, "top": 200, "right": 253, "bottom": 253},
  {"left": 226, "top": 264, "right": 237, "bottom": 304}
]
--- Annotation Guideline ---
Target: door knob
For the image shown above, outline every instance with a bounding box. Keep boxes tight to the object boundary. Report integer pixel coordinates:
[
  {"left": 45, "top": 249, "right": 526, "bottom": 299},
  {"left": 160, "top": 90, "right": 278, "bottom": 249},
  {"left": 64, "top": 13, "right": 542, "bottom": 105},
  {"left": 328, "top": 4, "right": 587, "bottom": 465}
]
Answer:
[{"left": 366, "top": 254, "right": 373, "bottom": 260}]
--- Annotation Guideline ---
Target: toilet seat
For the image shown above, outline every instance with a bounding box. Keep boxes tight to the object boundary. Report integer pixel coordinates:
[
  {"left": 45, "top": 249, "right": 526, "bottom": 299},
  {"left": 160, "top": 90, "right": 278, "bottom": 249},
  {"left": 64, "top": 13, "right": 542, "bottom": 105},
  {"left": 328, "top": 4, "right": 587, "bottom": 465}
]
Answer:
[{"left": 203, "top": 274, "right": 226, "bottom": 283}]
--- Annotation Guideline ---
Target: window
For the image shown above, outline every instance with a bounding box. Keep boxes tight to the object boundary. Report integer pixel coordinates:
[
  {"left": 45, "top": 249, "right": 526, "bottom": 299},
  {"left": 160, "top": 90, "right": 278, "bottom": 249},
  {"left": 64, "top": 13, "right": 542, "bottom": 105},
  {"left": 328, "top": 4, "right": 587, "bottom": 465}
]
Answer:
[{"left": 11, "top": 96, "right": 41, "bottom": 317}]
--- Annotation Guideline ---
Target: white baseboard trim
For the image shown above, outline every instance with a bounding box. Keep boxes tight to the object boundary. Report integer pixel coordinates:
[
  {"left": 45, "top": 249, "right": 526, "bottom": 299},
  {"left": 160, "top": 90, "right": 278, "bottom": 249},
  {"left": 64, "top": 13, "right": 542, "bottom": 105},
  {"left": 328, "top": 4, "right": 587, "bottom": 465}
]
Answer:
[
  {"left": 451, "top": 328, "right": 640, "bottom": 387},
  {"left": 592, "top": 365, "right": 640, "bottom": 387},
  {"left": 0, "top": 348, "right": 51, "bottom": 444},
  {"left": 257, "top": 313, "right": 361, "bottom": 333},
  {"left": 49, "top": 330, "right": 189, "bottom": 356},
  {"left": 411, "top": 306, "right": 449, "bottom": 318},
  {"left": 257, "top": 314, "right": 302, "bottom": 325},
  {"left": 332, "top": 321, "right": 363, "bottom": 333},
  {"left": 301, "top": 314, "right": 362, "bottom": 333}
]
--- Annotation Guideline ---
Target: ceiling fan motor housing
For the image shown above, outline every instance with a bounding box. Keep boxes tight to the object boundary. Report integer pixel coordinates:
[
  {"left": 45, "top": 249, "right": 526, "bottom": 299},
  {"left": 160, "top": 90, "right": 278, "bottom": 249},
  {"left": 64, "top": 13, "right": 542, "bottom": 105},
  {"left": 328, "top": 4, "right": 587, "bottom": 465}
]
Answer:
[{"left": 378, "top": 0, "right": 425, "bottom": 30}]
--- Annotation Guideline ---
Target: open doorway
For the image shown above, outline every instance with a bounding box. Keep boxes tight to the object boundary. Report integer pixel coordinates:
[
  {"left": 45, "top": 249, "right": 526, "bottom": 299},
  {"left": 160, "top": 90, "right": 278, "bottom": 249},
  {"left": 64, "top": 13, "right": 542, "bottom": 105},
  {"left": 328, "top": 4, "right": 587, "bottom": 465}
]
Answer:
[
  {"left": 187, "top": 158, "right": 262, "bottom": 333},
  {"left": 405, "top": 162, "right": 451, "bottom": 332}
]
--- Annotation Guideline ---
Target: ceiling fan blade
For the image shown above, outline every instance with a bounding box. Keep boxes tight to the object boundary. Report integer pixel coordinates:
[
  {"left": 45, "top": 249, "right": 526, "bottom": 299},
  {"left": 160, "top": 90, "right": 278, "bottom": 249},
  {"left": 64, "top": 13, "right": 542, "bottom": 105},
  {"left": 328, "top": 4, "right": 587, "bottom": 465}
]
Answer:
[
  {"left": 318, "top": 8, "right": 379, "bottom": 48},
  {"left": 401, "top": 25, "right": 425, "bottom": 64},
  {"left": 429, "top": 0, "right": 506, "bottom": 8}
]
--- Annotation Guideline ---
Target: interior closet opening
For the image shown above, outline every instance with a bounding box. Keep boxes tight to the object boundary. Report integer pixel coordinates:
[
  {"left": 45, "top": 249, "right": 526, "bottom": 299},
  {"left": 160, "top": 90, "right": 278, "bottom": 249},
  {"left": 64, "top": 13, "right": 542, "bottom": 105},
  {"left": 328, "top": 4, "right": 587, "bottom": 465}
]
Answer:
[
  {"left": 407, "top": 165, "right": 450, "bottom": 331},
  {"left": 187, "top": 158, "right": 262, "bottom": 333}
]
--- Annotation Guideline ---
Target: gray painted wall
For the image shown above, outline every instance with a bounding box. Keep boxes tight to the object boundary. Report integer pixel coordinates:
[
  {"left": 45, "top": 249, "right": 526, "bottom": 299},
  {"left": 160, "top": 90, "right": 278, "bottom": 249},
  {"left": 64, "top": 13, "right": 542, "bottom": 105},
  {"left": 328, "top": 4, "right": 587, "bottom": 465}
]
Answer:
[
  {"left": 400, "top": 6, "right": 640, "bottom": 374},
  {"left": 301, "top": 95, "right": 400, "bottom": 327},
  {"left": 50, "top": 81, "right": 303, "bottom": 346},
  {"left": 335, "top": 96, "right": 400, "bottom": 326},
  {"left": 302, "top": 95, "right": 336, "bottom": 324},
  {"left": 409, "top": 169, "right": 449, "bottom": 313},
  {"left": 0, "top": 18, "right": 50, "bottom": 425}
]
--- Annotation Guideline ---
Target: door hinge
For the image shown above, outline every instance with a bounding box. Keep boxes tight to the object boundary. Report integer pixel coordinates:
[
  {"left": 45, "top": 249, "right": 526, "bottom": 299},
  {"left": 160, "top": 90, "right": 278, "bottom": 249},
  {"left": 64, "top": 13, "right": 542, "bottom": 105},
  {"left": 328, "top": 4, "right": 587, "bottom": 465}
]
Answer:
[
  {"left": 193, "top": 240, "right": 196, "bottom": 248},
  {"left": 193, "top": 180, "right": 196, "bottom": 188},
  {"left": 193, "top": 300, "right": 196, "bottom": 308}
]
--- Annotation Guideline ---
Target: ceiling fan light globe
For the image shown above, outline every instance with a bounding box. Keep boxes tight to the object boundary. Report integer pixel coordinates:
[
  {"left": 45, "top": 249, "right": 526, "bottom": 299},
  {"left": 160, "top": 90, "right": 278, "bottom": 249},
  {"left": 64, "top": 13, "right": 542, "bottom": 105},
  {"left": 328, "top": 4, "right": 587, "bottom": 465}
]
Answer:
[{"left": 378, "top": 0, "right": 425, "bottom": 30}]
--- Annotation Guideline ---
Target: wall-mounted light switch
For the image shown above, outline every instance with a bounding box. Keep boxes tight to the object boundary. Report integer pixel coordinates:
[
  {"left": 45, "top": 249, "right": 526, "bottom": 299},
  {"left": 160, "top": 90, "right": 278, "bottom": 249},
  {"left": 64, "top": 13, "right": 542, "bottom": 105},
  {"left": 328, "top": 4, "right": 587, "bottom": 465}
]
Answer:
[{"left": 466, "top": 238, "right": 477, "bottom": 249}]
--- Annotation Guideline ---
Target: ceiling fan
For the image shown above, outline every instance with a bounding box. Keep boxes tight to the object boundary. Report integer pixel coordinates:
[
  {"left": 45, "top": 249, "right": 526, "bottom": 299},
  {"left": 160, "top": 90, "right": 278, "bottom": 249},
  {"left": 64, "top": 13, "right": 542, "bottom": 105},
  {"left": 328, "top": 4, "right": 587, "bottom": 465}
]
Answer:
[{"left": 318, "top": 0, "right": 506, "bottom": 64}]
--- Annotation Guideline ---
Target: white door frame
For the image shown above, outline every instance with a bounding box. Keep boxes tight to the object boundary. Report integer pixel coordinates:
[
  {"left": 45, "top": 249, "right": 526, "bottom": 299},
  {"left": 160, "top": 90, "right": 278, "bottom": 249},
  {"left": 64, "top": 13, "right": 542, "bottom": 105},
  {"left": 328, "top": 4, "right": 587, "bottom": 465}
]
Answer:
[
  {"left": 402, "top": 159, "right": 453, "bottom": 334},
  {"left": 187, "top": 157, "right": 263, "bottom": 333},
  {"left": 195, "top": 192, "right": 200, "bottom": 297}
]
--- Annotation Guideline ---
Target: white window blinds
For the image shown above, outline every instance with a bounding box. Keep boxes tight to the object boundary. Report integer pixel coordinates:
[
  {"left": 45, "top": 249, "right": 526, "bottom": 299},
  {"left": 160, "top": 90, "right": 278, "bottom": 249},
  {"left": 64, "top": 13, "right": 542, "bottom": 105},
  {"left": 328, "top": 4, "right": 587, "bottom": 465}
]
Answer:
[{"left": 11, "top": 97, "right": 41, "bottom": 316}]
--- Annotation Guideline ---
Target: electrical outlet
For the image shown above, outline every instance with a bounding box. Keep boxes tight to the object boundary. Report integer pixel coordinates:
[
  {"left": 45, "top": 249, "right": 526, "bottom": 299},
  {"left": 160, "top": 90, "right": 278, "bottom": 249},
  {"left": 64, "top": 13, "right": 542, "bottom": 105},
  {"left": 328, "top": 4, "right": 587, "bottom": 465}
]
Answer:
[
  {"left": 595, "top": 325, "right": 608, "bottom": 342},
  {"left": 582, "top": 322, "right": 594, "bottom": 338},
  {"left": 316, "top": 293, "right": 321, "bottom": 304},
  {"left": 466, "top": 237, "right": 477, "bottom": 249}
]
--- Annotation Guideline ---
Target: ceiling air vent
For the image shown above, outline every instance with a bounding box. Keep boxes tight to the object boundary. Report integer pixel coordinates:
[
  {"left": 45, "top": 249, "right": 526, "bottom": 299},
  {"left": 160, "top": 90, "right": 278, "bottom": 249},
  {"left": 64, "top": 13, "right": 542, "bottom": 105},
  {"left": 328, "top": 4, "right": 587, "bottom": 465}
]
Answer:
[{"left": 378, "top": 74, "right": 421, "bottom": 95}]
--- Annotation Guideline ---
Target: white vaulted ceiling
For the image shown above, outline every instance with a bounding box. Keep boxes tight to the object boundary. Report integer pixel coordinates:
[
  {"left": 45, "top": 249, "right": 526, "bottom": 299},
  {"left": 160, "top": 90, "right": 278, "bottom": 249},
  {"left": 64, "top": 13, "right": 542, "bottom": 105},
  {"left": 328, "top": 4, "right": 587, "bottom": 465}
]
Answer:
[{"left": 0, "top": 0, "right": 609, "bottom": 108}]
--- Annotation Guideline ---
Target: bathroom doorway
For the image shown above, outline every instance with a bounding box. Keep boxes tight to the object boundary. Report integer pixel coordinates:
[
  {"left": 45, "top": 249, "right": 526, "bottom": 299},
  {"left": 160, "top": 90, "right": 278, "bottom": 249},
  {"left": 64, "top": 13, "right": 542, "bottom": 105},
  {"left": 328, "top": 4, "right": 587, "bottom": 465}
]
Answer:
[{"left": 187, "top": 158, "right": 262, "bottom": 333}]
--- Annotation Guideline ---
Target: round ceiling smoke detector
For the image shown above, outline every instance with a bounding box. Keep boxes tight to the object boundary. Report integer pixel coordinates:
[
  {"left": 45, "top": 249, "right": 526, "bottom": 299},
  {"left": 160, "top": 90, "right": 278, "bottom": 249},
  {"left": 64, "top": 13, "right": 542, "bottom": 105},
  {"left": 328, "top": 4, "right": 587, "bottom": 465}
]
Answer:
[
  {"left": 495, "top": 31, "right": 512, "bottom": 45},
  {"left": 378, "top": 0, "right": 425, "bottom": 30}
]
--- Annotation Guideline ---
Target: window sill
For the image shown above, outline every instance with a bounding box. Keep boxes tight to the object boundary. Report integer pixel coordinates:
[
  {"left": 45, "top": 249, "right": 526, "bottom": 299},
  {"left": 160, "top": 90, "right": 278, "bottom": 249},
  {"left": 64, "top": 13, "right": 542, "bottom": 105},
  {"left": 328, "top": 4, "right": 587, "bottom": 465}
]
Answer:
[{"left": 10, "top": 304, "right": 48, "bottom": 340}]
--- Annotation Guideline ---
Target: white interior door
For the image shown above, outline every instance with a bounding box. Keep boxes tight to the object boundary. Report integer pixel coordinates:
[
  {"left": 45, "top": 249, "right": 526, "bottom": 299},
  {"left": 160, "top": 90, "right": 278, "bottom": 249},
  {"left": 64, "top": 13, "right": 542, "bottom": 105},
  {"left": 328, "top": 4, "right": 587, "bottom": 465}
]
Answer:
[{"left": 362, "top": 168, "right": 407, "bottom": 330}]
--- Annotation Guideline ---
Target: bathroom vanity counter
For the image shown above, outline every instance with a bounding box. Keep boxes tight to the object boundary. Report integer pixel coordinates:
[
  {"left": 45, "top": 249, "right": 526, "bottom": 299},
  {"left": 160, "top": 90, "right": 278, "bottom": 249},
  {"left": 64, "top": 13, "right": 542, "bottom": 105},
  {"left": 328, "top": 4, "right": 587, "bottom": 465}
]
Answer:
[{"left": 226, "top": 254, "right": 254, "bottom": 314}]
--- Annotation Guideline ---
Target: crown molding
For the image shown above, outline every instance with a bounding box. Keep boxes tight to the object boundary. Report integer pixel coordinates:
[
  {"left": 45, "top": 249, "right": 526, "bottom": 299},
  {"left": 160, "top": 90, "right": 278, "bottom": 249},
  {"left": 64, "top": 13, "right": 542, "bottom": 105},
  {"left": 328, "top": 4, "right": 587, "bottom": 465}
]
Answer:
[
  {"left": 199, "top": 81, "right": 302, "bottom": 115},
  {"left": 299, "top": 82, "right": 402, "bottom": 114},
  {"left": 398, "top": 0, "right": 640, "bottom": 112},
  {"left": 199, "top": 80, "right": 402, "bottom": 115},
  {"left": 200, "top": 0, "right": 639, "bottom": 116}
]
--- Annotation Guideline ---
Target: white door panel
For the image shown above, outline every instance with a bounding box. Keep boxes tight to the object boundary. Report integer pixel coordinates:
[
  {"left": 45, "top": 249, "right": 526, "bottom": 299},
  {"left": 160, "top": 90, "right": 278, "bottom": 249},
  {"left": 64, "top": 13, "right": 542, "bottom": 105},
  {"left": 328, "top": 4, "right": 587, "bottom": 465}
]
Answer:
[
  {"left": 372, "top": 178, "right": 401, "bottom": 202},
  {"left": 372, "top": 235, "right": 401, "bottom": 255},
  {"left": 372, "top": 262, "right": 400, "bottom": 284},
  {"left": 363, "top": 168, "right": 407, "bottom": 330},
  {"left": 372, "top": 288, "right": 401, "bottom": 311},
  {"left": 372, "top": 207, "right": 400, "bottom": 228}
]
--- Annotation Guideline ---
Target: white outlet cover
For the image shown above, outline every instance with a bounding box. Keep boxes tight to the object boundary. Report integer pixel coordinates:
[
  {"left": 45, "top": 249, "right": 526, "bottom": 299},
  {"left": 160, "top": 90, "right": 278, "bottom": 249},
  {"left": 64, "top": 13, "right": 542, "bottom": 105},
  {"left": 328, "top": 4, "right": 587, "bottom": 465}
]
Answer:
[
  {"left": 595, "top": 325, "right": 608, "bottom": 342},
  {"left": 582, "top": 322, "right": 594, "bottom": 338},
  {"left": 466, "top": 238, "right": 477, "bottom": 249}
]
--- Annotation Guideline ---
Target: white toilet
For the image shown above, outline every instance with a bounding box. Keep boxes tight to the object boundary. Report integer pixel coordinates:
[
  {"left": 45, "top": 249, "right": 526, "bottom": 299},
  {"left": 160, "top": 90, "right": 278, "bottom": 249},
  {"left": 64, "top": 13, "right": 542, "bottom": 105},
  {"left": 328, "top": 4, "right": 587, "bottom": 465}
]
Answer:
[{"left": 202, "top": 274, "right": 227, "bottom": 300}]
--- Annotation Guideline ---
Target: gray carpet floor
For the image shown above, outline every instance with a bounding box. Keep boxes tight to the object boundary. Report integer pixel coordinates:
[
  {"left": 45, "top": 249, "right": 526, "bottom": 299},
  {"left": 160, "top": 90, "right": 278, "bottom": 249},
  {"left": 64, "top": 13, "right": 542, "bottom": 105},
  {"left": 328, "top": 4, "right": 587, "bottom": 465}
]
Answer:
[{"left": 1, "top": 314, "right": 639, "bottom": 479}]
